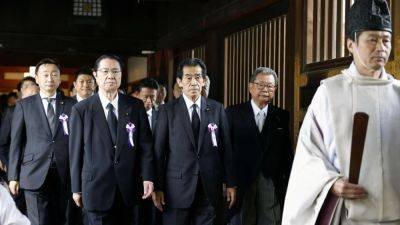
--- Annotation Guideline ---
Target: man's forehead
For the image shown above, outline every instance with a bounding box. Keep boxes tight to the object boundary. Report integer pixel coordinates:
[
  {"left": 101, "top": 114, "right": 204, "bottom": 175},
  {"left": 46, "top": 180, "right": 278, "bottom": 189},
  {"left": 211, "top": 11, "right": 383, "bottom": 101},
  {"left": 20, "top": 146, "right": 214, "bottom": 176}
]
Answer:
[
  {"left": 183, "top": 65, "right": 202, "bottom": 74},
  {"left": 77, "top": 74, "right": 94, "bottom": 80},
  {"left": 38, "top": 64, "right": 59, "bottom": 72}
]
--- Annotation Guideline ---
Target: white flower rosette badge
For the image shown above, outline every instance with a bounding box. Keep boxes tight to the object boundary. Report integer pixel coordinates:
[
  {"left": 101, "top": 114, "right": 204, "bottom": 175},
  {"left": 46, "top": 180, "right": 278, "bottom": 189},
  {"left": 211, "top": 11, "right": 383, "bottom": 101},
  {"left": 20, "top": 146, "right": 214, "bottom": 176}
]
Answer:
[
  {"left": 59, "top": 113, "right": 69, "bottom": 135},
  {"left": 126, "top": 122, "right": 136, "bottom": 148},
  {"left": 207, "top": 123, "right": 218, "bottom": 147}
]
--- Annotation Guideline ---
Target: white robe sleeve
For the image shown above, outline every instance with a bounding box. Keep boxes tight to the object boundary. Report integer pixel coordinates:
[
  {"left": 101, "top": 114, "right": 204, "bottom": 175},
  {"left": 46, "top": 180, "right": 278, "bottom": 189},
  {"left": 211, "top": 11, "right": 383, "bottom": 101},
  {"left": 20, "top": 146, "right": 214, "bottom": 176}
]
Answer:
[
  {"left": 282, "top": 85, "right": 343, "bottom": 225},
  {"left": 0, "top": 185, "right": 30, "bottom": 225}
]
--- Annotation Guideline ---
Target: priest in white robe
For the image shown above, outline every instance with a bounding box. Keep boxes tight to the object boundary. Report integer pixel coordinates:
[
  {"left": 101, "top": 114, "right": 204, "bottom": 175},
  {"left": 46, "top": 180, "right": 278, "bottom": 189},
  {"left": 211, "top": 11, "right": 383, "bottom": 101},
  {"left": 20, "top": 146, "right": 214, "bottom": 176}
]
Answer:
[{"left": 282, "top": 0, "right": 400, "bottom": 224}]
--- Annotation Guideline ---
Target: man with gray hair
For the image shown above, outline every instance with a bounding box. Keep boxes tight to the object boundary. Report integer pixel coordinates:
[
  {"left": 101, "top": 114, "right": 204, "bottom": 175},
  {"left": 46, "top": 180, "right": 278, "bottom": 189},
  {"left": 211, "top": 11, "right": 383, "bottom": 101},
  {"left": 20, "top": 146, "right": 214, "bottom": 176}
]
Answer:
[{"left": 226, "top": 67, "right": 293, "bottom": 225}]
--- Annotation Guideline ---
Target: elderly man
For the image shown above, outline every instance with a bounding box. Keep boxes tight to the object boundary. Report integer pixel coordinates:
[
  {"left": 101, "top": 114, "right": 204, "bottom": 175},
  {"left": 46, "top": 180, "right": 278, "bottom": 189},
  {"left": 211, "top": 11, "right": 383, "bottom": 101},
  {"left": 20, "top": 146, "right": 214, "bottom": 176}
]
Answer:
[
  {"left": 69, "top": 54, "right": 154, "bottom": 225},
  {"left": 152, "top": 58, "right": 236, "bottom": 225},
  {"left": 283, "top": 1, "right": 400, "bottom": 224},
  {"left": 8, "top": 58, "right": 76, "bottom": 225},
  {"left": 226, "top": 67, "right": 292, "bottom": 225}
]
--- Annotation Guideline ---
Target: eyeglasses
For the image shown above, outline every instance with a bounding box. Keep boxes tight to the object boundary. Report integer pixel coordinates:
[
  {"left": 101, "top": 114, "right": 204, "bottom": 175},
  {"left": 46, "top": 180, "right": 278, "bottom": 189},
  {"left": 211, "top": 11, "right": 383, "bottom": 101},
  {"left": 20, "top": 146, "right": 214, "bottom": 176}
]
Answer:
[
  {"left": 97, "top": 69, "right": 121, "bottom": 76},
  {"left": 252, "top": 82, "right": 276, "bottom": 90}
]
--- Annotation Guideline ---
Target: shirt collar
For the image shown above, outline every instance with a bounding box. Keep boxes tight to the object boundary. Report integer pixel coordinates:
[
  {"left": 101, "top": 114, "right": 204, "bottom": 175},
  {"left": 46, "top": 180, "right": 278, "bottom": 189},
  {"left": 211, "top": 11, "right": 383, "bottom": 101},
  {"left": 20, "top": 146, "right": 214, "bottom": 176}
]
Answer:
[
  {"left": 98, "top": 91, "right": 119, "bottom": 112},
  {"left": 182, "top": 93, "right": 201, "bottom": 110},
  {"left": 76, "top": 93, "right": 93, "bottom": 102},
  {"left": 251, "top": 99, "right": 268, "bottom": 117},
  {"left": 40, "top": 91, "right": 57, "bottom": 100},
  {"left": 147, "top": 108, "right": 153, "bottom": 117}
]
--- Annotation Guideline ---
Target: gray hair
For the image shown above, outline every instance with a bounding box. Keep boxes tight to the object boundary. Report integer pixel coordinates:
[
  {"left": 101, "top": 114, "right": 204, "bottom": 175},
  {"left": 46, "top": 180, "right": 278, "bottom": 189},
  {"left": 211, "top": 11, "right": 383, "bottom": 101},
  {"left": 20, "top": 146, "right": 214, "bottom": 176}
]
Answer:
[{"left": 249, "top": 67, "right": 278, "bottom": 86}]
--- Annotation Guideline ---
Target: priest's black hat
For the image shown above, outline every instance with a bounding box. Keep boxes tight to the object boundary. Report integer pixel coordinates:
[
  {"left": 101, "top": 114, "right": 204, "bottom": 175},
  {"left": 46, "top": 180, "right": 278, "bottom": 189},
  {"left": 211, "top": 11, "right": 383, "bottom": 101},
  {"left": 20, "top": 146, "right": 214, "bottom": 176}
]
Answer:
[{"left": 346, "top": 0, "right": 392, "bottom": 39}]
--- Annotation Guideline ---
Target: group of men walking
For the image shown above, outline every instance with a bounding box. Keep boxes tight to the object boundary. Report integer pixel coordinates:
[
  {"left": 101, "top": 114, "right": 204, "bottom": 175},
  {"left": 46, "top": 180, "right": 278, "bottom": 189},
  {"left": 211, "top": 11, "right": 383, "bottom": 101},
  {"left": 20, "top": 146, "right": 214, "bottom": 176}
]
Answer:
[{"left": 1, "top": 1, "right": 399, "bottom": 225}]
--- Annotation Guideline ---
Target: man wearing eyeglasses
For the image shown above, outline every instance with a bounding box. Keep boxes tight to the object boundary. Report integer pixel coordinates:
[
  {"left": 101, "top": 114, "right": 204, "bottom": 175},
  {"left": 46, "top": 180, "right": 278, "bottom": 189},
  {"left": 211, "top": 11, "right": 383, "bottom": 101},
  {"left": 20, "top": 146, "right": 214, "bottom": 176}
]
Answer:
[
  {"left": 152, "top": 58, "right": 236, "bottom": 225},
  {"left": 69, "top": 54, "right": 154, "bottom": 225},
  {"left": 226, "top": 67, "right": 293, "bottom": 225}
]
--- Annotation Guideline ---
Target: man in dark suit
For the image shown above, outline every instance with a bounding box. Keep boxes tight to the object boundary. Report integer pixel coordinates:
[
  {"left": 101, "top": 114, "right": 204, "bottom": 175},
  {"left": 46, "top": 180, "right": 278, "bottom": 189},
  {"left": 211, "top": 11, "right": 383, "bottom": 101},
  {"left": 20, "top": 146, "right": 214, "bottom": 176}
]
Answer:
[
  {"left": 226, "top": 67, "right": 293, "bottom": 225},
  {"left": 0, "top": 76, "right": 39, "bottom": 214},
  {"left": 8, "top": 58, "right": 77, "bottom": 225},
  {"left": 152, "top": 58, "right": 236, "bottom": 225},
  {"left": 69, "top": 66, "right": 96, "bottom": 225},
  {"left": 69, "top": 54, "right": 154, "bottom": 225},
  {"left": 137, "top": 77, "right": 159, "bottom": 132},
  {"left": 0, "top": 76, "right": 39, "bottom": 174},
  {"left": 72, "top": 66, "right": 96, "bottom": 102},
  {"left": 136, "top": 77, "right": 160, "bottom": 225}
]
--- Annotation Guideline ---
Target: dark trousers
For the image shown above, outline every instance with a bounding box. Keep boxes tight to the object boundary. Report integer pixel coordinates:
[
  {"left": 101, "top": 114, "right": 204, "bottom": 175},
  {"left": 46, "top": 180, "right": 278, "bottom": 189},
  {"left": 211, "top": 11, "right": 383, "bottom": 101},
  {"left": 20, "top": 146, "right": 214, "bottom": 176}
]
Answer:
[
  {"left": 139, "top": 198, "right": 162, "bottom": 225},
  {"left": 163, "top": 178, "right": 215, "bottom": 225},
  {"left": 24, "top": 168, "right": 69, "bottom": 225},
  {"left": 67, "top": 196, "right": 85, "bottom": 225},
  {"left": 85, "top": 188, "right": 136, "bottom": 225},
  {"left": 229, "top": 175, "right": 281, "bottom": 225}
]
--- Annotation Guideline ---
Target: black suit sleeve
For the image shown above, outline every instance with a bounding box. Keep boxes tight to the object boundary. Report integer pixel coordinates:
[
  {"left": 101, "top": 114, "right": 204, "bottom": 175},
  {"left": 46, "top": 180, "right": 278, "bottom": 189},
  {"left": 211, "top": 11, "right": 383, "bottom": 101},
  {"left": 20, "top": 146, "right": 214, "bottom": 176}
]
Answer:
[
  {"left": 219, "top": 104, "right": 237, "bottom": 188},
  {"left": 153, "top": 105, "right": 168, "bottom": 191},
  {"left": 69, "top": 105, "right": 84, "bottom": 193},
  {"left": 0, "top": 108, "right": 12, "bottom": 165},
  {"left": 138, "top": 102, "right": 155, "bottom": 182},
  {"left": 7, "top": 103, "right": 25, "bottom": 181},
  {"left": 281, "top": 110, "right": 293, "bottom": 181}
]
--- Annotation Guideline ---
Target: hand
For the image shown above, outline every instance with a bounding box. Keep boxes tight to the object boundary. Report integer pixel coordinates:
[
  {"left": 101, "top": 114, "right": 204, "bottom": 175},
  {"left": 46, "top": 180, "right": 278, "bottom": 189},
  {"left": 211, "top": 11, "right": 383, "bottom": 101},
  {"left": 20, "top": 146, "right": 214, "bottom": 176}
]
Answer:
[
  {"left": 9, "top": 181, "right": 19, "bottom": 196},
  {"left": 0, "top": 161, "right": 6, "bottom": 172},
  {"left": 226, "top": 187, "right": 236, "bottom": 209},
  {"left": 142, "top": 181, "right": 154, "bottom": 199},
  {"left": 152, "top": 191, "right": 165, "bottom": 212},
  {"left": 73, "top": 193, "right": 83, "bottom": 208},
  {"left": 331, "top": 178, "right": 367, "bottom": 199}
]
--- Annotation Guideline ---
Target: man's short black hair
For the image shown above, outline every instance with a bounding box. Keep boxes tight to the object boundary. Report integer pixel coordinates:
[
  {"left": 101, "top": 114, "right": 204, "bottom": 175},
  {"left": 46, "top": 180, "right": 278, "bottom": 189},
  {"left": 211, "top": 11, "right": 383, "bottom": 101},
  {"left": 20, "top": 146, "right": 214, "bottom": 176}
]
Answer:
[
  {"left": 176, "top": 58, "right": 207, "bottom": 79},
  {"left": 138, "top": 78, "right": 159, "bottom": 92},
  {"left": 75, "top": 66, "right": 94, "bottom": 80},
  {"left": 17, "top": 76, "right": 38, "bottom": 92},
  {"left": 94, "top": 54, "right": 124, "bottom": 71},
  {"left": 7, "top": 92, "right": 18, "bottom": 99},
  {"left": 35, "top": 58, "right": 61, "bottom": 75}
]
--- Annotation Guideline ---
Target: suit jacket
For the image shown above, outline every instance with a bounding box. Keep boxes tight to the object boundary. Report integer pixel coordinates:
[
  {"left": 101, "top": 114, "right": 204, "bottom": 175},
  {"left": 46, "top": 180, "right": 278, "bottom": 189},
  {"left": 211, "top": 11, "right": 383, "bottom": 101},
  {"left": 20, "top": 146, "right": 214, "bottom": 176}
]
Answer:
[
  {"left": 69, "top": 93, "right": 154, "bottom": 211},
  {"left": 0, "top": 106, "right": 14, "bottom": 166},
  {"left": 154, "top": 96, "right": 236, "bottom": 209},
  {"left": 226, "top": 101, "right": 293, "bottom": 208},
  {"left": 150, "top": 108, "right": 158, "bottom": 133},
  {"left": 8, "top": 94, "right": 76, "bottom": 189}
]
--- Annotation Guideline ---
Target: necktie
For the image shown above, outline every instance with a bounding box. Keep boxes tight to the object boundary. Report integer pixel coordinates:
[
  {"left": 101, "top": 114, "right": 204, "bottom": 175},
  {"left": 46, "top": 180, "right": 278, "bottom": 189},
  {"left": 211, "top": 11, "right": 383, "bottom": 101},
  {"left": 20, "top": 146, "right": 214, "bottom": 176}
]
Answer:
[
  {"left": 191, "top": 104, "right": 200, "bottom": 148},
  {"left": 106, "top": 103, "right": 118, "bottom": 144},
  {"left": 257, "top": 111, "right": 265, "bottom": 132},
  {"left": 46, "top": 98, "right": 56, "bottom": 135}
]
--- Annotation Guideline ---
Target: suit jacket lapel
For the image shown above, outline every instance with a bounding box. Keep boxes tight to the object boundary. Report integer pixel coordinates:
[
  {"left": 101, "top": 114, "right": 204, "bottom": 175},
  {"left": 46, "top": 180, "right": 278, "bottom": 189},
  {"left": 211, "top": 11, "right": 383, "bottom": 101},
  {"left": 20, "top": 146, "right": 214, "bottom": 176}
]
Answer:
[
  {"left": 197, "top": 97, "right": 208, "bottom": 153},
  {"left": 93, "top": 94, "right": 113, "bottom": 149},
  {"left": 35, "top": 94, "right": 52, "bottom": 137},
  {"left": 116, "top": 94, "right": 130, "bottom": 159},
  {"left": 53, "top": 94, "right": 65, "bottom": 137},
  {"left": 178, "top": 97, "right": 196, "bottom": 149}
]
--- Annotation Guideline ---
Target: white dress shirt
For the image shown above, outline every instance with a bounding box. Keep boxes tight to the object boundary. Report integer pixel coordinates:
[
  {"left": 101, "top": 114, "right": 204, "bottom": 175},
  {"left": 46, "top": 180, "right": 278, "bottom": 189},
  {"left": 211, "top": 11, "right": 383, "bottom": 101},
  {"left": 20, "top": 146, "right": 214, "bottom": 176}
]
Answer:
[
  {"left": 98, "top": 92, "right": 119, "bottom": 120},
  {"left": 0, "top": 185, "right": 30, "bottom": 225},
  {"left": 147, "top": 108, "right": 153, "bottom": 129},
  {"left": 76, "top": 93, "right": 93, "bottom": 102},
  {"left": 40, "top": 92, "right": 57, "bottom": 116},
  {"left": 182, "top": 94, "right": 201, "bottom": 121}
]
